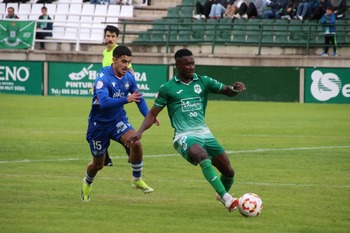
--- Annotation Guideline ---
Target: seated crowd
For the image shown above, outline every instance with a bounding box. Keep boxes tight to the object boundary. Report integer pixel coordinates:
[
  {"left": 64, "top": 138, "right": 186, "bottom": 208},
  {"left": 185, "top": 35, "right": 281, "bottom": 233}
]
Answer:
[
  {"left": 193, "top": 0, "right": 347, "bottom": 21},
  {"left": 2, "top": 0, "right": 142, "bottom": 4}
]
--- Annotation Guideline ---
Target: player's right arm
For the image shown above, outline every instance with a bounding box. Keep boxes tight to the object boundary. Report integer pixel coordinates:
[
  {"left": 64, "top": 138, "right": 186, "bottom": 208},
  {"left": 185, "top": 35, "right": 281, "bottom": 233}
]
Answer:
[
  {"left": 126, "top": 106, "right": 163, "bottom": 145},
  {"left": 94, "top": 71, "right": 143, "bottom": 108}
]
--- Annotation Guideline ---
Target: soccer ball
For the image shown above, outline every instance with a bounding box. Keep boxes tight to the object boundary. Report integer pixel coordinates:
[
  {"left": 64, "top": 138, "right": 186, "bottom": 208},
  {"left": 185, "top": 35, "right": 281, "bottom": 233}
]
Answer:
[{"left": 238, "top": 193, "right": 263, "bottom": 217}]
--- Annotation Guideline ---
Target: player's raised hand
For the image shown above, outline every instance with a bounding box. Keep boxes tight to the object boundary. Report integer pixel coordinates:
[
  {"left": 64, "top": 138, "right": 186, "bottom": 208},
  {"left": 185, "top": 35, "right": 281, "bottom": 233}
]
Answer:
[
  {"left": 125, "top": 132, "right": 142, "bottom": 147},
  {"left": 127, "top": 89, "right": 143, "bottom": 103},
  {"left": 233, "top": 82, "right": 246, "bottom": 92}
]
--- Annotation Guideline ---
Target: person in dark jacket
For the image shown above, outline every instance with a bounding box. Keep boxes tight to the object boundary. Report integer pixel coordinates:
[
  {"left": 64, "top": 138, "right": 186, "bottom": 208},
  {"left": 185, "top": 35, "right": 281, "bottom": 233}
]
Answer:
[
  {"left": 193, "top": 0, "right": 215, "bottom": 19},
  {"left": 310, "top": 0, "right": 330, "bottom": 20},
  {"left": 319, "top": 6, "right": 337, "bottom": 56},
  {"left": 5, "top": 6, "right": 19, "bottom": 19},
  {"left": 262, "top": 0, "right": 289, "bottom": 19},
  {"left": 329, "top": 0, "right": 347, "bottom": 19},
  {"left": 36, "top": 6, "right": 53, "bottom": 50}
]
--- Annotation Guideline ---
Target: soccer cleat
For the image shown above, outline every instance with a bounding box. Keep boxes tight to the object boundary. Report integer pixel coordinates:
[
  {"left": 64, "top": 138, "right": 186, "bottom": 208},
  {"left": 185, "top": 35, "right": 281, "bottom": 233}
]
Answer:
[
  {"left": 216, "top": 192, "right": 225, "bottom": 205},
  {"left": 104, "top": 160, "right": 113, "bottom": 166},
  {"left": 216, "top": 193, "right": 239, "bottom": 212},
  {"left": 81, "top": 179, "right": 92, "bottom": 202},
  {"left": 132, "top": 179, "right": 154, "bottom": 194},
  {"left": 333, "top": 52, "right": 338, "bottom": 57},
  {"left": 320, "top": 52, "right": 329, "bottom": 57},
  {"left": 226, "top": 197, "right": 239, "bottom": 212}
]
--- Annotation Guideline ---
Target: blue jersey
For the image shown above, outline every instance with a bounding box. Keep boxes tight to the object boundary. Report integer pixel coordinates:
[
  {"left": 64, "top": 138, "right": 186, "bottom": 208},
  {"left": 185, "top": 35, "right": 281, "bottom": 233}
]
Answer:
[{"left": 88, "top": 65, "right": 148, "bottom": 125}]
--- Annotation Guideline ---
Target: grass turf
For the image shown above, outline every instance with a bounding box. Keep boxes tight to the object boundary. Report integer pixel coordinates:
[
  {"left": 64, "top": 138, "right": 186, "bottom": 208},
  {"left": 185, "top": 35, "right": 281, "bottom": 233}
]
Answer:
[{"left": 0, "top": 94, "right": 349, "bottom": 233}]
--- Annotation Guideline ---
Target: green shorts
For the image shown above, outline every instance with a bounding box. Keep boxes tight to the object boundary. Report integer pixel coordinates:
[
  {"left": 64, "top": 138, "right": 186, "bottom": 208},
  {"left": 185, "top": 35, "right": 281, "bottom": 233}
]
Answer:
[{"left": 173, "top": 133, "right": 225, "bottom": 165}]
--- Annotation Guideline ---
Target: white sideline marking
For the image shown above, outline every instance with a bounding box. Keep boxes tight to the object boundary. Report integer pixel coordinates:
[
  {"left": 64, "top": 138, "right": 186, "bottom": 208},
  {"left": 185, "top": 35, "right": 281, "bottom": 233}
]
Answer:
[{"left": 0, "top": 145, "right": 349, "bottom": 164}]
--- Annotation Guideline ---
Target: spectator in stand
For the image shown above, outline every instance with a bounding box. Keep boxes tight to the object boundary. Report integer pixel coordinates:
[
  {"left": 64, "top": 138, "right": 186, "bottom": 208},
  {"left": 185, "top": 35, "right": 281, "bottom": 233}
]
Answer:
[
  {"left": 5, "top": 7, "right": 19, "bottom": 19},
  {"left": 36, "top": 0, "right": 57, "bottom": 3},
  {"left": 253, "top": 0, "right": 267, "bottom": 18},
  {"left": 193, "top": 0, "right": 214, "bottom": 19},
  {"left": 223, "top": 0, "right": 236, "bottom": 18},
  {"left": 90, "top": 0, "right": 101, "bottom": 4},
  {"left": 294, "top": 0, "right": 320, "bottom": 21},
  {"left": 329, "top": 0, "right": 347, "bottom": 19},
  {"left": 310, "top": 0, "right": 329, "bottom": 20},
  {"left": 209, "top": 0, "right": 234, "bottom": 19},
  {"left": 280, "top": 0, "right": 298, "bottom": 20},
  {"left": 232, "top": 0, "right": 265, "bottom": 19},
  {"left": 262, "top": 0, "right": 288, "bottom": 19},
  {"left": 36, "top": 6, "right": 53, "bottom": 50},
  {"left": 112, "top": 0, "right": 130, "bottom": 4},
  {"left": 319, "top": 6, "right": 337, "bottom": 56},
  {"left": 3, "top": 0, "right": 29, "bottom": 3},
  {"left": 224, "top": 0, "right": 247, "bottom": 18}
]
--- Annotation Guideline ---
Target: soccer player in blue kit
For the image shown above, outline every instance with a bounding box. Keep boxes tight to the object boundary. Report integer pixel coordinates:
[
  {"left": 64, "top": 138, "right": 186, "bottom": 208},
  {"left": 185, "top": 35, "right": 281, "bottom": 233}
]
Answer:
[
  {"left": 81, "top": 45, "right": 157, "bottom": 202},
  {"left": 126, "top": 48, "right": 246, "bottom": 212}
]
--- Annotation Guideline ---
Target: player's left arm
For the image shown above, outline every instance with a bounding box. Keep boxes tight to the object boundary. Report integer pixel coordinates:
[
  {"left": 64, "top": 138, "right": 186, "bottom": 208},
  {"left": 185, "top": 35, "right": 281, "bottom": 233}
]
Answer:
[
  {"left": 221, "top": 82, "right": 246, "bottom": 97},
  {"left": 205, "top": 76, "right": 246, "bottom": 97}
]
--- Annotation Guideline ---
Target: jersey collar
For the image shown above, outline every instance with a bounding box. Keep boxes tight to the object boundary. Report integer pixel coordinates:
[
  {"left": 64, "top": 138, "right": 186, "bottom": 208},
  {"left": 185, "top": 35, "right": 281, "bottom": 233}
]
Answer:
[{"left": 174, "top": 73, "right": 198, "bottom": 82}]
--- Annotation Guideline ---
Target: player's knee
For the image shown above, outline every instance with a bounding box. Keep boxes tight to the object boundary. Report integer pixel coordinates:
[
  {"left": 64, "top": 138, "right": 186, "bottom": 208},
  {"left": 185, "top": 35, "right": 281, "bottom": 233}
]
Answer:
[
  {"left": 188, "top": 144, "right": 209, "bottom": 163},
  {"left": 94, "top": 163, "right": 104, "bottom": 171},
  {"left": 224, "top": 167, "right": 235, "bottom": 178},
  {"left": 129, "top": 140, "right": 142, "bottom": 150}
]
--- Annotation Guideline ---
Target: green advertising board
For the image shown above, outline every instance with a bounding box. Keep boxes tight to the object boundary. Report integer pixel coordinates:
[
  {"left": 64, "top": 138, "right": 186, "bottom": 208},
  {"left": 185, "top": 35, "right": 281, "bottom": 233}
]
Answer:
[
  {"left": 0, "top": 20, "right": 35, "bottom": 49},
  {"left": 132, "top": 64, "right": 168, "bottom": 98},
  {"left": 305, "top": 68, "right": 350, "bottom": 103},
  {"left": 49, "top": 62, "right": 98, "bottom": 96},
  {"left": 0, "top": 61, "right": 43, "bottom": 95},
  {"left": 192, "top": 66, "right": 300, "bottom": 102},
  {"left": 49, "top": 62, "right": 167, "bottom": 98}
]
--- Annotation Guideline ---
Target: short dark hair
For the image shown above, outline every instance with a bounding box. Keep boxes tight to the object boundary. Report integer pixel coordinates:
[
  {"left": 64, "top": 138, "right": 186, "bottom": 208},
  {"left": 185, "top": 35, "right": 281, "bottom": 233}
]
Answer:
[
  {"left": 174, "top": 49, "right": 193, "bottom": 61},
  {"left": 113, "top": 45, "right": 132, "bottom": 58},
  {"left": 41, "top": 6, "right": 47, "bottom": 10},
  {"left": 104, "top": 25, "right": 120, "bottom": 37}
]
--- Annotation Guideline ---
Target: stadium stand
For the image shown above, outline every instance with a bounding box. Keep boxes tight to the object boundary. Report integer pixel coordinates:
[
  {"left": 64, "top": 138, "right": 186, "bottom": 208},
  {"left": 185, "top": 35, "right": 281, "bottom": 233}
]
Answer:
[
  {"left": 17, "top": 3, "right": 31, "bottom": 19},
  {"left": 130, "top": 0, "right": 350, "bottom": 55},
  {"left": 0, "top": 0, "right": 348, "bottom": 55}
]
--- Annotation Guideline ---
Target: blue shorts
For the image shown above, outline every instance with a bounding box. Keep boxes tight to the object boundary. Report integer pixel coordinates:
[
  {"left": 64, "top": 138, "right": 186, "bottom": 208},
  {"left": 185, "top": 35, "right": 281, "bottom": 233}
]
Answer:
[
  {"left": 86, "top": 119, "right": 133, "bottom": 157},
  {"left": 173, "top": 133, "right": 225, "bottom": 165}
]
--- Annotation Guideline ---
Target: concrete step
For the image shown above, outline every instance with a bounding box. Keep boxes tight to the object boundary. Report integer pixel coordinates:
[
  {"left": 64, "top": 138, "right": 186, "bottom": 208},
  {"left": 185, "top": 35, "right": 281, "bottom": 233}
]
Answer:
[
  {"left": 148, "top": 0, "right": 182, "bottom": 7},
  {"left": 134, "top": 6, "right": 168, "bottom": 18}
]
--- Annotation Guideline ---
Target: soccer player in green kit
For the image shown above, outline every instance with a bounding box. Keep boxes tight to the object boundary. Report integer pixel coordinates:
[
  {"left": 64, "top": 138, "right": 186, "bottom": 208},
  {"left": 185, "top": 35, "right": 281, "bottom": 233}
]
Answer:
[{"left": 126, "top": 48, "right": 246, "bottom": 212}]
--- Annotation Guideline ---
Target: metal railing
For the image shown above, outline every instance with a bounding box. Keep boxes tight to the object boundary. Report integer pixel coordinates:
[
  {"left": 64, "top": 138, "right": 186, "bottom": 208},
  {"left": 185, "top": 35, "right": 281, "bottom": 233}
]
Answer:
[{"left": 118, "top": 19, "right": 350, "bottom": 55}]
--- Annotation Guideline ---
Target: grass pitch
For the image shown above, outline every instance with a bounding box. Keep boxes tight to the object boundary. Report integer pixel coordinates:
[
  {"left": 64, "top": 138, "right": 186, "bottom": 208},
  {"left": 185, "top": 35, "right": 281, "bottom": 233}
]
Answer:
[{"left": 0, "top": 94, "right": 349, "bottom": 233}]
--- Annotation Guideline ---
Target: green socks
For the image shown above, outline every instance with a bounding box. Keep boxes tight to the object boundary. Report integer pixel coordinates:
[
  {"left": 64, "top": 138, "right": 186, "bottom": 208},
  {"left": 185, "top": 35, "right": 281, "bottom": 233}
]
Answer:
[
  {"left": 200, "top": 159, "right": 226, "bottom": 197},
  {"left": 221, "top": 175, "right": 234, "bottom": 192}
]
